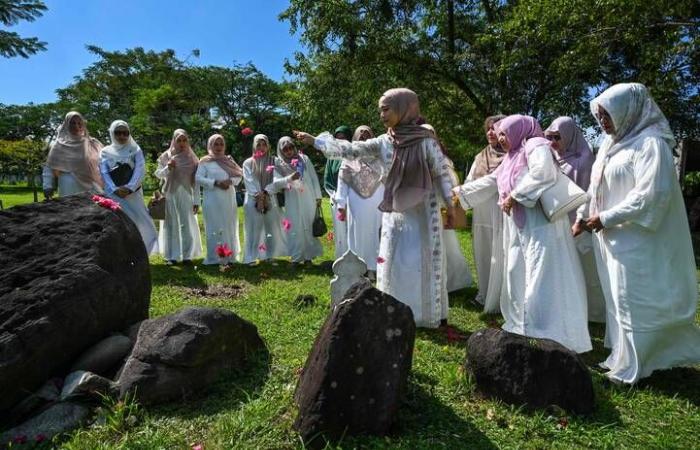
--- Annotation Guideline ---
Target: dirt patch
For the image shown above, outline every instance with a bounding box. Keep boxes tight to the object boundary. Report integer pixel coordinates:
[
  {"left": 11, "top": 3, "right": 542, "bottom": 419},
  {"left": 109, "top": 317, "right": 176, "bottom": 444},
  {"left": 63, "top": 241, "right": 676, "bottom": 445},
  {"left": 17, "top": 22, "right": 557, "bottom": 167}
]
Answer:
[{"left": 182, "top": 283, "right": 247, "bottom": 299}]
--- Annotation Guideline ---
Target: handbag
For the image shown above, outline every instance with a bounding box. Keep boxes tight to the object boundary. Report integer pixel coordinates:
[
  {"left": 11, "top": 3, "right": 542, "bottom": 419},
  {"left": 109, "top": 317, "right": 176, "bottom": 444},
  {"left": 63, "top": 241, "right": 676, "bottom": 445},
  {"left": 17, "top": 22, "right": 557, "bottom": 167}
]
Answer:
[
  {"left": 312, "top": 204, "right": 328, "bottom": 237},
  {"left": 108, "top": 162, "right": 134, "bottom": 187},
  {"left": 148, "top": 191, "right": 166, "bottom": 220},
  {"left": 236, "top": 190, "right": 245, "bottom": 207},
  {"left": 441, "top": 203, "right": 469, "bottom": 230},
  {"left": 539, "top": 170, "right": 590, "bottom": 222},
  {"left": 276, "top": 192, "right": 286, "bottom": 208}
]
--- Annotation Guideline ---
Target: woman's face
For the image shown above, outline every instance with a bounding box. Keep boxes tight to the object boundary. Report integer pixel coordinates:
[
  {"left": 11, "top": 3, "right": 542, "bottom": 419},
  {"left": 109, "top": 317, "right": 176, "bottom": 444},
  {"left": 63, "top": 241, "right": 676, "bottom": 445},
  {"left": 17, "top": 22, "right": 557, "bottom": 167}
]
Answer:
[
  {"left": 486, "top": 124, "right": 499, "bottom": 146},
  {"left": 68, "top": 116, "right": 85, "bottom": 136},
  {"left": 358, "top": 130, "right": 372, "bottom": 141},
  {"left": 114, "top": 126, "right": 130, "bottom": 145},
  {"left": 379, "top": 102, "right": 400, "bottom": 129},
  {"left": 175, "top": 135, "right": 189, "bottom": 151},
  {"left": 256, "top": 140, "right": 269, "bottom": 153},
  {"left": 211, "top": 137, "right": 225, "bottom": 155},
  {"left": 281, "top": 143, "right": 296, "bottom": 159},
  {"left": 545, "top": 131, "right": 562, "bottom": 152},
  {"left": 596, "top": 105, "right": 615, "bottom": 135},
  {"left": 498, "top": 131, "right": 511, "bottom": 151}
]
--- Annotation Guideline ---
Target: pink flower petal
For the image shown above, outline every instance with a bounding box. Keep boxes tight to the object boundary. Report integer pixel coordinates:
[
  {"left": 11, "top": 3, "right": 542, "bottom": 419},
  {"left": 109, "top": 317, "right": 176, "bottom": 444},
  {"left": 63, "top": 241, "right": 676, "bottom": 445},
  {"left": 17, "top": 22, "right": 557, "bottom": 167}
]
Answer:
[
  {"left": 290, "top": 158, "right": 299, "bottom": 167},
  {"left": 265, "top": 165, "right": 275, "bottom": 173},
  {"left": 258, "top": 243, "right": 267, "bottom": 253},
  {"left": 326, "top": 231, "right": 334, "bottom": 242},
  {"left": 376, "top": 256, "right": 386, "bottom": 264},
  {"left": 282, "top": 218, "right": 292, "bottom": 232}
]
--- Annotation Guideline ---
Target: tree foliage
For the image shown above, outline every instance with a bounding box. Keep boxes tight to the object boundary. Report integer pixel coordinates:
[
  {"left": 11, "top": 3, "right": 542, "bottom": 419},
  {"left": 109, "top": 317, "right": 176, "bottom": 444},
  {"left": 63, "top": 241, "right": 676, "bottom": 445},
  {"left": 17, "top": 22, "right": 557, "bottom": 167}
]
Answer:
[
  {"left": 281, "top": 0, "right": 700, "bottom": 165},
  {"left": 0, "top": 0, "right": 47, "bottom": 58}
]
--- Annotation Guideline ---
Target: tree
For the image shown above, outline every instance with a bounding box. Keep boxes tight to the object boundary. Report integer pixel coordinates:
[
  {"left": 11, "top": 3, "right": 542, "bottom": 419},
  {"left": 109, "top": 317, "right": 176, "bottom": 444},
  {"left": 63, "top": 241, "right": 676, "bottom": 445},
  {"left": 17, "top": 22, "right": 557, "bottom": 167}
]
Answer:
[
  {"left": 0, "top": 0, "right": 47, "bottom": 58},
  {"left": 0, "top": 139, "right": 46, "bottom": 200},
  {"left": 0, "top": 102, "right": 62, "bottom": 142},
  {"left": 281, "top": 0, "right": 700, "bottom": 166}
]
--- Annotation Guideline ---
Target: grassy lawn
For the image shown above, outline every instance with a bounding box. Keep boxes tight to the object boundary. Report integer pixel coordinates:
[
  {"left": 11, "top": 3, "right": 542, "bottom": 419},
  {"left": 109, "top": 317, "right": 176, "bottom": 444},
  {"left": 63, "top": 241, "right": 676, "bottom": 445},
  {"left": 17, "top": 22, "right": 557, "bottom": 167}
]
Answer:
[{"left": 2, "top": 185, "right": 700, "bottom": 449}]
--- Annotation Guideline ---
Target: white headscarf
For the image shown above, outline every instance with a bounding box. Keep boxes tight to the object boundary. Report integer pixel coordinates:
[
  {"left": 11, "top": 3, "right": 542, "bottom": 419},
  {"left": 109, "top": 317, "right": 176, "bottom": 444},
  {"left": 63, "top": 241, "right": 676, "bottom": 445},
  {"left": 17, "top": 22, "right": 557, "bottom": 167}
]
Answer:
[
  {"left": 590, "top": 82, "right": 675, "bottom": 158},
  {"left": 100, "top": 120, "right": 141, "bottom": 169}
]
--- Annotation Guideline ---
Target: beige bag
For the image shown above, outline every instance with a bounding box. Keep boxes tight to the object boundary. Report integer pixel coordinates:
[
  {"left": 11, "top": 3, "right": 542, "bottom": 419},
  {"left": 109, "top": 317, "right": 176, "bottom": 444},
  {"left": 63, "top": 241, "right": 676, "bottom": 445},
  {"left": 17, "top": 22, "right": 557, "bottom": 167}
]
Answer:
[
  {"left": 148, "top": 191, "right": 166, "bottom": 220},
  {"left": 539, "top": 171, "right": 590, "bottom": 222}
]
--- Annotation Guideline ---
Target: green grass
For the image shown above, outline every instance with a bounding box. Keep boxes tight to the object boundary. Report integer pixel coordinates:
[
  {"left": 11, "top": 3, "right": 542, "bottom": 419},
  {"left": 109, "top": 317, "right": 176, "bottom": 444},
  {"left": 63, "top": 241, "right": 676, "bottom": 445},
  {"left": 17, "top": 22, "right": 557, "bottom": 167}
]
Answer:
[{"left": 3, "top": 186, "right": 700, "bottom": 449}]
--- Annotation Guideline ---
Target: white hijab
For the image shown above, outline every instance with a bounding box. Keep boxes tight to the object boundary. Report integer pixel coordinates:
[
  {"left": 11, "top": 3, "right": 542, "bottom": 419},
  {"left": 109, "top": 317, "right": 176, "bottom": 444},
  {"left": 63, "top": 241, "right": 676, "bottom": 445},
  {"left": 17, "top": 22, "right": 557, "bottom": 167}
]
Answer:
[
  {"left": 590, "top": 82, "right": 675, "bottom": 158},
  {"left": 100, "top": 120, "right": 141, "bottom": 169}
]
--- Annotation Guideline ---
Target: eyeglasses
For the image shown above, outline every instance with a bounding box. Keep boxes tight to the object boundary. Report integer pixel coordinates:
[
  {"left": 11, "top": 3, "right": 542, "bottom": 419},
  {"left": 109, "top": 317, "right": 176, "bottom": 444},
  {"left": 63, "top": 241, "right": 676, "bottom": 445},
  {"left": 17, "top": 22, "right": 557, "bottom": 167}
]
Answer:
[{"left": 545, "top": 134, "right": 561, "bottom": 141}]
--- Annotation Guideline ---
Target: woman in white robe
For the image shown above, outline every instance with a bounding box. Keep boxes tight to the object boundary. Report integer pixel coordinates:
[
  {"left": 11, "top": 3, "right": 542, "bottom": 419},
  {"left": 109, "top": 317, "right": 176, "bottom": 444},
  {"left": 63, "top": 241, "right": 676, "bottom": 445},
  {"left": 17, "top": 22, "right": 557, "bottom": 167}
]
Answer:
[
  {"left": 545, "top": 116, "right": 605, "bottom": 323},
  {"left": 574, "top": 82, "right": 700, "bottom": 383},
  {"left": 43, "top": 111, "right": 104, "bottom": 198},
  {"left": 241, "top": 134, "right": 287, "bottom": 264},
  {"left": 466, "top": 115, "right": 507, "bottom": 312},
  {"left": 265, "top": 137, "right": 323, "bottom": 264},
  {"left": 324, "top": 125, "right": 352, "bottom": 259},
  {"left": 455, "top": 114, "right": 592, "bottom": 353},
  {"left": 334, "top": 125, "right": 385, "bottom": 273},
  {"left": 99, "top": 120, "right": 158, "bottom": 254},
  {"left": 155, "top": 129, "right": 203, "bottom": 265},
  {"left": 295, "top": 88, "right": 457, "bottom": 328},
  {"left": 421, "top": 124, "right": 472, "bottom": 293},
  {"left": 195, "top": 134, "right": 243, "bottom": 265}
]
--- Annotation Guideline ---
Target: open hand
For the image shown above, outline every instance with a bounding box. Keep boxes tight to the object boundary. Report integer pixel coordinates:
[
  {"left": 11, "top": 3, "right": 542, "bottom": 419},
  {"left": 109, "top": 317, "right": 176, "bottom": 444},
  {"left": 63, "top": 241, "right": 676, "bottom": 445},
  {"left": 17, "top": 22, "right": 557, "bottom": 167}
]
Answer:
[{"left": 444, "top": 206, "right": 456, "bottom": 229}]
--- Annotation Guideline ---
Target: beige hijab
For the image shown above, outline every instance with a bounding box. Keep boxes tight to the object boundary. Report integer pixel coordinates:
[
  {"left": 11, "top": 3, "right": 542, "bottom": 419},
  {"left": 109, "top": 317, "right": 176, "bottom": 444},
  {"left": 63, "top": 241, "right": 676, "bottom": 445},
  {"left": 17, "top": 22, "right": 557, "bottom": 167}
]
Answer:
[
  {"left": 379, "top": 88, "right": 434, "bottom": 213},
  {"left": 471, "top": 114, "right": 507, "bottom": 179},
  {"left": 199, "top": 134, "right": 243, "bottom": 178},
  {"left": 158, "top": 129, "right": 199, "bottom": 193},
  {"left": 339, "top": 125, "right": 384, "bottom": 198},
  {"left": 46, "top": 111, "right": 104, "bottom": 190},
  {"left": 250, "top": 134, "right": 274, "bottom": 188}
]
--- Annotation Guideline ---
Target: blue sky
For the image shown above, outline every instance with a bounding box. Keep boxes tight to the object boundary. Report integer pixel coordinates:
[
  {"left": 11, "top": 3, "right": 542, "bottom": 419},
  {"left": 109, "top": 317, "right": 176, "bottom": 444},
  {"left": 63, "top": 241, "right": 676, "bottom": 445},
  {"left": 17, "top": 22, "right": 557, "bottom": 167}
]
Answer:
[{"left": 0, "top": 0, "right": 303, "bottom": 105}]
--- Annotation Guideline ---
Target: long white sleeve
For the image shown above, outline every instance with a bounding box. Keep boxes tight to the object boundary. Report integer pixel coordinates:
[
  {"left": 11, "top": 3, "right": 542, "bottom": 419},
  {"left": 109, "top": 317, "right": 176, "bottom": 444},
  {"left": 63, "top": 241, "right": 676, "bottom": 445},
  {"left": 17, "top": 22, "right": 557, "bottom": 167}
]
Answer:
[
  {"left": 126, "top": 150, "right": 145, "bottom": 192},
  {"left": 265, "top": 170, "right": 295, "bottom": 194},
  {"left": 335, "top": 175, "right": 349, "bottom": 209},
  {"left": 42, "top": 165, "right": 55, "bottom": 191},
  {"left": 453, "top": 169, "right": 499, "bottom": 209},
  {"left": 314, "top": 132, "right": 384, "bottom": 161},
  {"left": 510, "top": 145, "right": 558, "bottom": 208},
  {"left": 599, "top": 137, "right": 673, "bottom": 231}
]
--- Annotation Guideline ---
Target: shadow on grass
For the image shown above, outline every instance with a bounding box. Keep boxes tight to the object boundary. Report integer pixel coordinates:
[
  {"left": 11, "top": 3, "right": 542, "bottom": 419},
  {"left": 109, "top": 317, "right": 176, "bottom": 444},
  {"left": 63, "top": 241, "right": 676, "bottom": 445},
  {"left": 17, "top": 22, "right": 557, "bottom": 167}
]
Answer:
[
  {"left": 149, "top": 346, "right": 272, "bottom": 420},
  {"left": 150, "top": 258, "right": 336, "bottom": 289}
]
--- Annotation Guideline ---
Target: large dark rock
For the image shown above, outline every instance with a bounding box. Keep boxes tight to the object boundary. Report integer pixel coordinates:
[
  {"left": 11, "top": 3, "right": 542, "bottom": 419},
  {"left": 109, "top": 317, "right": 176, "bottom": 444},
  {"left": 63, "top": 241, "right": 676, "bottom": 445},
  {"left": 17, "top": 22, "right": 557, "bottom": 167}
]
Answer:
[
  {"left": 0, "top": 194, "right": 150, "bottom": 418},
  {"left": 116, "top": 307, "right": 265, "bottom": 405},
  {"left": 466, "top": 328, "right": 594, "bottom": 414},
  {"left": 294, "top": 280, "right": 416, "bottom": 446}
]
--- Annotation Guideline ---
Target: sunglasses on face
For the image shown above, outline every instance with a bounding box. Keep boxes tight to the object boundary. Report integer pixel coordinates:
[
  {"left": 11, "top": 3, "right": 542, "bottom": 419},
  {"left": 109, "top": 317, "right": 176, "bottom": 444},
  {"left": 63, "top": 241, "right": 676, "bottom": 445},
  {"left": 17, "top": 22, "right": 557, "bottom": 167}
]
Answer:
[
  {"left": 545, "top": 134, "right": 561, "bottom": 141},
  {"left": 114, "top": 130, "right": 130, "bottom": 136}
]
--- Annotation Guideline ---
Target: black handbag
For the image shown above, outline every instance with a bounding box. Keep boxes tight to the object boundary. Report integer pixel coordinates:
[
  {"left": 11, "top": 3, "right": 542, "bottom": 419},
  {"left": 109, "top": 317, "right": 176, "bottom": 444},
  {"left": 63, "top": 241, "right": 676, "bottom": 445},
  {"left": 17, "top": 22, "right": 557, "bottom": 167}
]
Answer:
[
  {"left": 312, "top": 205, "right": 327, "bottom": 237},
  {"left": 276, "top": 192, "right": 285, "bottom": 208},
  {"left": 236, "top": 190, "right": 245, "bottom": 207},
  {"left": 108, "top": 162, "right": 134, "bottom": 187}
]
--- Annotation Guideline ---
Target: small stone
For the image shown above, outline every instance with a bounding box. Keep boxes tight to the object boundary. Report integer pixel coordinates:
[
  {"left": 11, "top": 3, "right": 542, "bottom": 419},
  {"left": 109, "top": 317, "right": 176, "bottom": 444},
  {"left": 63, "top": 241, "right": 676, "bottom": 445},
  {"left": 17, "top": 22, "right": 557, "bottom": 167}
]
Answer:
[{"left": 355, "top": 367, "right": 364, "bottom": 375}]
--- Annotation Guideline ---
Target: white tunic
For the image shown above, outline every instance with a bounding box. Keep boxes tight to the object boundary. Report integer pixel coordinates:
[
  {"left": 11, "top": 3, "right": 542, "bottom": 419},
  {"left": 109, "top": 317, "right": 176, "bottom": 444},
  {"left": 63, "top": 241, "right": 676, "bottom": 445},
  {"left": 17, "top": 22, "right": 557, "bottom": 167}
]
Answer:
[
  {"left": 328, "top": 189, "right": 349, "bottom": 259},
  {"left": 443, "top": 229, "right": 472, "bottom": 293},
  {"left": 334, "top": 176, "right": 384, "bottom": 271},
  {"left": 42, "top": 165, "right": 97, "bottom": 196},
  {"left": 456, "top": 145, "right": 592, "bottom": 353},
  {"left": 241, "top": 157, "right": 287, "bottom": 263},
  {"left": 316, "top": 133, "right": 454, "bottom": 328},
  {"left": 466, "top": 164, "right": 505, "bottom": 313},
  {"left": 99, "top": 149, "right": 158, "bottom": 255},
  {"left": 155, "top": 160, "right": 203, "bottom": 262},
  {"left": 265, "top": 154, "right": 323, "bottom": 262},
  {"left": 195, "top": 161, "right": 243, "bottom": 265},
  {"left": 581, "top": 135, "right": 700, "bottom": 383}
]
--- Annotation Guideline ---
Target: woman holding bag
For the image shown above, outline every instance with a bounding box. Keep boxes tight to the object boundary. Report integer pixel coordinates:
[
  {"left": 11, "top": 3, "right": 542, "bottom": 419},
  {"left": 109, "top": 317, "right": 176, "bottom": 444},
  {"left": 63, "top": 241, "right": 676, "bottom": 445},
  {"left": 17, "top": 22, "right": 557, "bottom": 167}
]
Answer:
[{"left": 453, "top": 114, "right": 591, "bottom": 353}]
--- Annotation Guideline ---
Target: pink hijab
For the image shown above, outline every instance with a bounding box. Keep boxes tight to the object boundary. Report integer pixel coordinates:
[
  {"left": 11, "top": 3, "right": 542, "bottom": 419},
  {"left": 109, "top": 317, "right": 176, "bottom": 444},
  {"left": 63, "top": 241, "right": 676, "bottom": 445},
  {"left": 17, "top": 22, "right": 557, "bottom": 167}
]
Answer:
[
  {"left": 379, "top": 88, "right": 435, "bottom": 213},
  {"left": 158, "top": 129, "right": 199, "bottom": 194},
  {"left": 200, "top": 134, "right": 243, "bottom": 178},
  {"left": 495, "top": 114, "right": 549, "bottom": 228}
]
